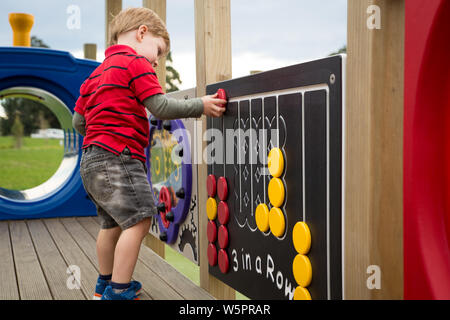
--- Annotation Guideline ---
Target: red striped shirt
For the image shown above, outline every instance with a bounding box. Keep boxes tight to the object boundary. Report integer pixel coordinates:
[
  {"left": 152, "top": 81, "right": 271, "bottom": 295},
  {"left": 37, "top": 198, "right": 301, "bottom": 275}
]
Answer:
[{"left": 75, "top": 45, "right": 163, "bottom": 162}]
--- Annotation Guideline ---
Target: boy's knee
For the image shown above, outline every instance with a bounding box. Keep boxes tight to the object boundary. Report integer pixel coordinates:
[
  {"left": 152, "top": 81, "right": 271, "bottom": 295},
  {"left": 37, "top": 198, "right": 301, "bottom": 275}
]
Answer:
[{"left": 136, "top": 217, "right": 151, "bottom": 237}]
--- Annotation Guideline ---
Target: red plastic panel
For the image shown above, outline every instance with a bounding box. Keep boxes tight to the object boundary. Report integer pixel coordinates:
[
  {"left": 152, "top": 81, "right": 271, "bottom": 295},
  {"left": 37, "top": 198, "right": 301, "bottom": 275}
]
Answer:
[
  {"left": 207, "top": 174, "right": 217, "bottom": 198},
  {"left": 158, "top": 186, "right": 172, "bottom": 229},
  {"left": 218, "top": 249, "right": 229, "bottom": 274},
  {"left": 218, "top": 201, "right": 230, "bottom": 225},
  {"left": 207, "top": 220, "right": 217, "bottom": 243},
  {"left": 404, "top": 0, "right": 450, "bottom": 299},
  {"left": 217, "top": 177, "right": 228, "bottom": 201},
  {"left": 208, "top": 243, "right": 218, "bottom": 266},
  {"left": 218, "top": 225, "right": 229, "bottom": 249},
  {"left": 217, "top": 88, "right": 227, "bottom": 108}
]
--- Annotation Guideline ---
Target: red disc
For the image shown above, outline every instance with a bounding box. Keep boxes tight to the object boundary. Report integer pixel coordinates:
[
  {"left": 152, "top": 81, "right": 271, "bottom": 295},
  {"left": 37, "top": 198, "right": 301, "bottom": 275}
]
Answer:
[
  {"left": 217, "top": 177, "right": 228, "bottom": 201},
  {"left": 218, "top": 225, "right": 229, "bottom": 249},
  {"left": 207, "top": 243, "right": 218, "bottom": 266},
  {"left": 207, "top": 174, "right": 217, "bottom": 198},
  {"left": 207, "top": 221, "right": 217, "bottom": 243},
  {"left": 218, "top": 249, "right": 229, "bottom": 274},
  {"left": 218, "top": 201, "right": 229, "bottom": 225},
  {"left": 217, "top": 89, "right": 227, "bottom": 107},
  {"left": 158, "top": 186, "right": 171, "bottom": 229}
]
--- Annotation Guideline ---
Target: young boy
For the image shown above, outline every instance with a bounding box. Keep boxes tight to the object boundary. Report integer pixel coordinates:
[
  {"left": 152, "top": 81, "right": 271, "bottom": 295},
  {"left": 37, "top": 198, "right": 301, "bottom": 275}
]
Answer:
[{"left": 72, "top": 7, "right": 226, "bottom": 300}]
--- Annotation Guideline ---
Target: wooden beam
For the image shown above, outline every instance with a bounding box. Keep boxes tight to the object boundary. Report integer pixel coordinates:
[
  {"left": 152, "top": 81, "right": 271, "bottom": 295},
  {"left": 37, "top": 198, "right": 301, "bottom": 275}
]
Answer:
[
  {"left": 142, "top": 0, "right": 167, "bottom": 258},
  {"left": 194, "top": 0, "right": 234, "bottom": 299},
  {"left": 143, "top": 0, "right": 167, "bottom": 93},
  {"left": 105, "top": 0, "right": 122, "bottom": 48},
  {"left": 345, "top": 0, "right": 404, "bottom": 299},
  {"left": 83, "top": 43, "right": 97, "bottom": 60}
]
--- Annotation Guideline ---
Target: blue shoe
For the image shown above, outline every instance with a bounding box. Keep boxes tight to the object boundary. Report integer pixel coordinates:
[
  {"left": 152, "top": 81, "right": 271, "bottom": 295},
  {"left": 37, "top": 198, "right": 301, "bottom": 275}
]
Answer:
[
  {"left": 101, "top": 285, "right": 140, "bottom": 300},
  {"left": 93, "top": 278, "right": 109, "bottom": 300},
  {"left": 93, "top": 279, "right": 142, "bottom": 300}
]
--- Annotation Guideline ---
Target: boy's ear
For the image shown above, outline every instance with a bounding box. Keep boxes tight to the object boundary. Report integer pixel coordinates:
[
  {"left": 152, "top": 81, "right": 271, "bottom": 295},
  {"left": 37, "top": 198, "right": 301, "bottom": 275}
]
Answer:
[{"left": 137, "top": 25, "right": 148, "bottom": 42}]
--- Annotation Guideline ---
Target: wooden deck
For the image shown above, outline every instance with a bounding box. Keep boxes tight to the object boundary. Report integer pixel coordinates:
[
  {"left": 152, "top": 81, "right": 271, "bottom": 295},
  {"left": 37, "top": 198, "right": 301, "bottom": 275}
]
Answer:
[{"left": 0, "top": 216, "right": 214, "bottom": 300}]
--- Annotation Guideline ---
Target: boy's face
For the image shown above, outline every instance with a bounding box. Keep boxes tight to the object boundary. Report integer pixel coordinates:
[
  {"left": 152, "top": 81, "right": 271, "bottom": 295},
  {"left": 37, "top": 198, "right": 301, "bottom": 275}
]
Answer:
[{"left": 136, "top": 26, "right": 166, "bottom": 68}]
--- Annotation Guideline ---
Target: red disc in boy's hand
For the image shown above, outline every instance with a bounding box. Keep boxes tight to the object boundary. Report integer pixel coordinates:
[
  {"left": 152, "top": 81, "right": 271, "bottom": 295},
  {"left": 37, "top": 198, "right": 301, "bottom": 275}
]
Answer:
[{"left": 217, "top": 89, "right": 227, "bottom": 107}]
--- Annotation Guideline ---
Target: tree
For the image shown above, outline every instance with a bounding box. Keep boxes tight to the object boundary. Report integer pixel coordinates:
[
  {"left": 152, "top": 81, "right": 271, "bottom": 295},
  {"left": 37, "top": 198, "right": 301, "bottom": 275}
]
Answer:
[
  {"left": 0, "top": 97, "right": 60, "bottom": 136},
  {"left": 31, "top": 35, "right": 50, "bottom": 48},
  {"left": 11, "top": 113, "right": 24, "bottom": 149},
  {"left": 165, "top": 51, "right": 182, "bottom": 93},
  {"left": 329, "top": 45, "right": 347, "bottom": 56},
  {"left": 0, "top": 35, "right": 59, "bottom": 137}
]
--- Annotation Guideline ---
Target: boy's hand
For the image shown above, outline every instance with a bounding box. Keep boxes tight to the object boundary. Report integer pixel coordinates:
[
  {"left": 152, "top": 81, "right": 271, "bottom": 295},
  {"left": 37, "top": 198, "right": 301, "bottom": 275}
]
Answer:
[{"left": 201, "top": 93, "right": 227, "bottom": 118}]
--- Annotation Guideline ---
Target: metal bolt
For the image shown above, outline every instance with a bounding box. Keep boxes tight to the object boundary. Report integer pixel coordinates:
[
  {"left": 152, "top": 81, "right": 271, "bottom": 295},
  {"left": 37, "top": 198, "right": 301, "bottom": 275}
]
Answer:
[{"left": 330, "top": 74, "right": 336, "bottom": 84}]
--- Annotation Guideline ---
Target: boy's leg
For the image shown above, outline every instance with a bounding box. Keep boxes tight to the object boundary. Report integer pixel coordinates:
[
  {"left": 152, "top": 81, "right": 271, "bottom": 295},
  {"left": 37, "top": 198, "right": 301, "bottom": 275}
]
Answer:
[
  {"left": 97, "top": 226, "right": 122, "bottom": 276},
  {"left": 111, "top": 217, "right": 151, "bottom": 284}
]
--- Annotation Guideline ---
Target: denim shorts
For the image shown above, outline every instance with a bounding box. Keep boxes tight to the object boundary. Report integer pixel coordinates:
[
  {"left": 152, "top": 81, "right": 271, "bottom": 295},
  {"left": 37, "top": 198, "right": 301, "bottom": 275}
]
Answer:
[{"left": 80, "top": 145, "right": 157, "bottom": 230}]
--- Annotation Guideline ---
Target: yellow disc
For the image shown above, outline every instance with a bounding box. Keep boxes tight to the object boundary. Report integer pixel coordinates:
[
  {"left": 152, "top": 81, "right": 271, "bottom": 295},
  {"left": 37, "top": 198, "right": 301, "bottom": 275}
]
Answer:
[
  {"left": 206, "top": 197, "right": 217, "bottom": 221},
  {"left": 293, "top": 286, "right": 312, "bottom": 300},
  {"left": 292, "top": 222, "right": 312, "bottom": 255},
  {"left": 268, "top": 178, "right": 285, "bottom": 208},
  {"left": 269, "top": 207, "right": 286, "bottom": 238},
  {"left": 268, "top": 148, "right": 284, "bottom": 178},
  {"left": 292, "top": 254, "right": 312, "bottom": 288},
  {"left": 255, "top": 203, "right": 270, "bottom": 232}
]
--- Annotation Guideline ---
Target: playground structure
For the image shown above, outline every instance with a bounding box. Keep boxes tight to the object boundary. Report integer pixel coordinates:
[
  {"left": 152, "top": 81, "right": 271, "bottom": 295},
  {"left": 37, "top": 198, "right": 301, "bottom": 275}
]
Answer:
[{"left": 0, "top": 0, "right": 449, "bottom": 300}]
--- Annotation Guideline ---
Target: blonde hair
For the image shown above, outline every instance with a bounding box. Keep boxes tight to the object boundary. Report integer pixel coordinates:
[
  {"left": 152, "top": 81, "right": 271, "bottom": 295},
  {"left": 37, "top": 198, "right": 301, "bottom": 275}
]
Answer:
[{"left": 108, "top": 7, "right": 170, "bottom": 55}]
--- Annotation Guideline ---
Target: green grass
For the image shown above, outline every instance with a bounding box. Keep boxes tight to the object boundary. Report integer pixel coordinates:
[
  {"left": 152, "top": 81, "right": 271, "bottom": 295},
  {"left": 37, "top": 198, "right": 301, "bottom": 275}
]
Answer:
[
  {"left": 164, "top": 245, "right": 201, "bottom": 285},
  {"left": 0, "top": 136, "right": 64, "bottom": 190}
]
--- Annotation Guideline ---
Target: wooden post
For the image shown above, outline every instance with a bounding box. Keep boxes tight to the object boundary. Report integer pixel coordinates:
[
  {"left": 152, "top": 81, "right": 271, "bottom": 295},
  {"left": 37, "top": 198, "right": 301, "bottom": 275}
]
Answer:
[
  {"left": 83, "top": 43, "right": 97, "bottom": 60},
  {"left": 105, "top": 0, "right": 122, "bottom": 48},
  {"left": 142, "top": 0, "right": 167, "bottom": 258},
  {"left": 143, "top": 0, "right": 167, "bottom": 93},
  {"left": 345, "top": 0, "right": 404, "bottom": 299},
  {"left": 194, "top": 0, "right": 235, "bottom": 299}
]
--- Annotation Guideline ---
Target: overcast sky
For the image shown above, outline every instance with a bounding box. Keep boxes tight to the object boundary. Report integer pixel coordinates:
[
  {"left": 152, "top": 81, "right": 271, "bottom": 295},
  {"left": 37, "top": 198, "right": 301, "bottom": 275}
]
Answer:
[{"left": 0, "top": 0, "right": 347, "bottom": 90}]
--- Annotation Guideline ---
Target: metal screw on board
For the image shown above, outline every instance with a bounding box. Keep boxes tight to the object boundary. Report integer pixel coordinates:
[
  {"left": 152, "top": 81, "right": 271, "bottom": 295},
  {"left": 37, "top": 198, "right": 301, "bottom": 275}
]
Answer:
[
  {"left": 176, "top": 188, "right": 185, "bottom": 199},
  {"left": 150, "top": 117, "right": 158, "bottom": 126},
  {"left": 159, "top": 232, "right": 168, "bottom": 242},
  {"left": 163, "top": 120, "right": 172, "bottom": 131},
  {"left": 166, "top": 211, "right": 174, "bottom": 222},
  {"left": 330, "top": 74, "right": 336, "bottom": 84},
  {"left": 157, "top": 202, "right": 166, "bottom": 212}
]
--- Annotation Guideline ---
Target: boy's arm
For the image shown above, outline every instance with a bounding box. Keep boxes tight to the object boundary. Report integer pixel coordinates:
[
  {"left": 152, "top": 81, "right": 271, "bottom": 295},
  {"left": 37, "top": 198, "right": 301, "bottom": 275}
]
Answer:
[
  {"left": 72, "top": 111, "right": 86, "bottom": 136},
  {"left": 143, "top": 94, "right": 204, "bottom": 120}
]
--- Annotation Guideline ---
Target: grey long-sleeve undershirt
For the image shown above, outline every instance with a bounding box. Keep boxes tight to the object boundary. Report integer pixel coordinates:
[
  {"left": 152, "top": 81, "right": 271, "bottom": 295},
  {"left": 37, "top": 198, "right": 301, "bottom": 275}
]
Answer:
[{"left": 72, "top": 94, "right": 204, "bottom": 136}]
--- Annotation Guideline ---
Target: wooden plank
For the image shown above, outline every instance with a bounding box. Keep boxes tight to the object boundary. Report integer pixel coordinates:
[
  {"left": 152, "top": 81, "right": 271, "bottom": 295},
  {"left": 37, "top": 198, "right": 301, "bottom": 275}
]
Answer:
[
  {"left": 105, "top": 0, "right": 122, "bottom": 48},
  {"left": 0, "top": 221, "right": 19, "bottom": 300},
  {"left": 9, "top": 220, "right": 52, "bottom": 300},
  {"left": 141, "top": 0, "right": 168, "bottom": 258},
  {"left": 44, "top": 218, "right": 99, "bottom": 299},
  {"left": 60, "top": 218, "right": 99, "bottom": 270},
  {"left": 65, "top": 217, "right": 152, "bottom": 300},
  {"left": 138, "top": 245, "right": 215, "bottom": 300},
  {"left": 194, "top": 0, "right": 235, "bottom": 299},
  {"left": 83, "top": 43, "right": 97, "bottom": 60},
  {"left": 345, "top": 0, "right": 404, "bottom": 299},
  {"left": 132, "top": 257, "right": 184, "bottom": 300},
  {"left": 27, "top": 219, "right": 86, "bottom": 300},
  {"left": 142, "top": 0, "right": 167, "bottom": 93},
  {"left": 78, "top": 217, "right": 183, "bottom": 300},
  {"left": 143, "top": 233, "right": 165, "bottom": 259}
]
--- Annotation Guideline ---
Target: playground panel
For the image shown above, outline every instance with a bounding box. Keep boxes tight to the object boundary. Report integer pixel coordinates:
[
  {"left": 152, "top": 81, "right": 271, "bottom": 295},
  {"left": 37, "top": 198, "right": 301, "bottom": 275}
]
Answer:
[
  {"left": 404, "top": 0, "right": 450, "bottom": 299},
  {"left": 0, "top": 47, "right": 98, "bottom": 220},
  {"left": 147, "top": 88, "right": 200, "bottom": 265},
  {"left": 206, "top": 55, "right": 345, "bottom": 300}
]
